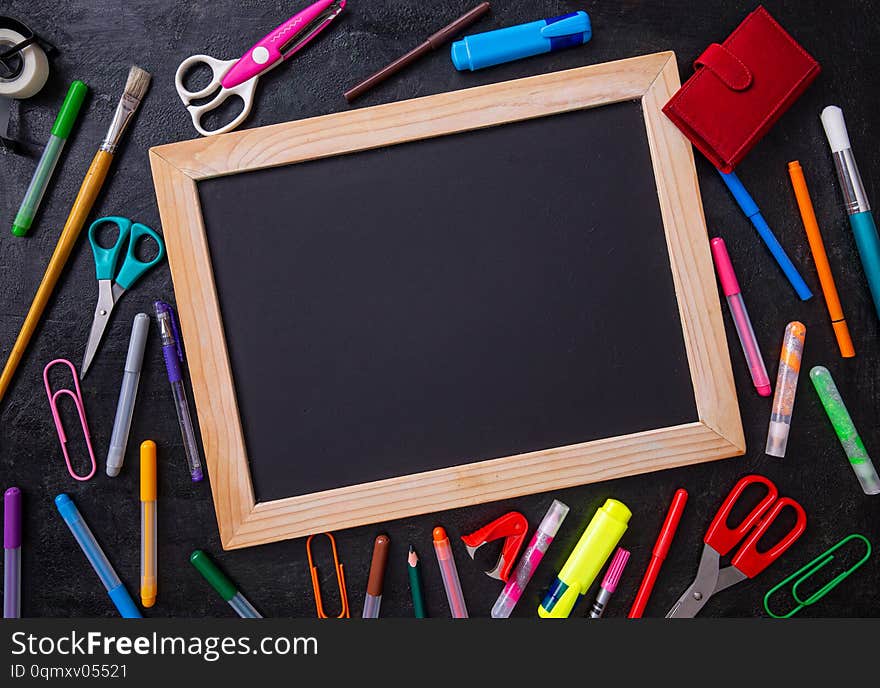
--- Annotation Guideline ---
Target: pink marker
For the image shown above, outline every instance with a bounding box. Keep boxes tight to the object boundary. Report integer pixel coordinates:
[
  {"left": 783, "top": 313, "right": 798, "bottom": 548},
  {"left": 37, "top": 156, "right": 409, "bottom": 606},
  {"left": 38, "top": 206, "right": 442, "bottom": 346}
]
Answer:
[
  {"left": 710, "top": 237, "right": 772, "bottom": 396},
  {"left": 589, "top": 546, "right": 630, "bottom": 618}
]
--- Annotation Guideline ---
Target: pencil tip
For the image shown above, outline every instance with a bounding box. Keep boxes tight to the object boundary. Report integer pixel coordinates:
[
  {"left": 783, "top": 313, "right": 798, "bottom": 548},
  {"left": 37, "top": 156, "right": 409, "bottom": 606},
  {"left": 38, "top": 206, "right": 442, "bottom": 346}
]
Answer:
[{"left": 408, "top": 546, "right": 418, "bottom": 566}]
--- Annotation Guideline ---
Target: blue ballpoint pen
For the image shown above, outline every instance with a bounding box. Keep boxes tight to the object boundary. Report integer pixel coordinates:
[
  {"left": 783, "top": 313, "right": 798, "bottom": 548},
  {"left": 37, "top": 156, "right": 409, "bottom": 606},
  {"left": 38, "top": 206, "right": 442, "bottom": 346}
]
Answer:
[
  {"left": 718, "top": 170, "right": 813, "bottom": 301},
  {"left": 55, "top": 494, "right": 141, "bottom": 618},
  {"left": 822, "top": 106, "right": 880, "bottom": 322},
  {"left": 154, "top": 300, "right": 204, "bottom": 482}
]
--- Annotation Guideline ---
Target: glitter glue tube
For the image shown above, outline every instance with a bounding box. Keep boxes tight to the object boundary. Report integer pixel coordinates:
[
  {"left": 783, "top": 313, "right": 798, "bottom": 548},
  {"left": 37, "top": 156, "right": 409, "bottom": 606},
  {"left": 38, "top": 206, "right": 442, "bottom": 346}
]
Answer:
[
  {"left": 433, "top": 527, "right": 468, "bottom": 618},
  {"left": 810, "top": 366, "right": 880, "bottom": 495},
  {"left": 766, "top": 322, "right": 806, "bottom": 457},
  {"left": 710, "top": 238, "right": 772, "bottom": 396},
  {"left": 492, "top": 499, "right": 570, "bottom": 618}
]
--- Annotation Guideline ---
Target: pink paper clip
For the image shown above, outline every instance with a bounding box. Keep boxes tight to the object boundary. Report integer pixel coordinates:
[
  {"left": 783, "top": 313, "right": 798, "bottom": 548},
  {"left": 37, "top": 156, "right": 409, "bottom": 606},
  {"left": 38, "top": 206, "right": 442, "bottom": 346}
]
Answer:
[{"left": 43, "top": 359, "right": 97, "bottom": 481}]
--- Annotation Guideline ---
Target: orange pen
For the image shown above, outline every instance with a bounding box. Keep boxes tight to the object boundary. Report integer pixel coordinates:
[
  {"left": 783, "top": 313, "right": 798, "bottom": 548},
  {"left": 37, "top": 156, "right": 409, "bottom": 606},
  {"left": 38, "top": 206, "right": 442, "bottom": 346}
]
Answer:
[{"left": 788, "top": 161, "right": 855, "bottom": 358}]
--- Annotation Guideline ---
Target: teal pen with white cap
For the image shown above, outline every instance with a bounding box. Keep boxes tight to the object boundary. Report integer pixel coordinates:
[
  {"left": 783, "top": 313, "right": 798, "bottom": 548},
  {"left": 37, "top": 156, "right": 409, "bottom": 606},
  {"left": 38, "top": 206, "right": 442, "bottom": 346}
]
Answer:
[
  {"left": 821, "top": 106, "right": 880, "bottom": 321},
  {"left": 12, "top": 81, "right": 88, "bottom": 237}
]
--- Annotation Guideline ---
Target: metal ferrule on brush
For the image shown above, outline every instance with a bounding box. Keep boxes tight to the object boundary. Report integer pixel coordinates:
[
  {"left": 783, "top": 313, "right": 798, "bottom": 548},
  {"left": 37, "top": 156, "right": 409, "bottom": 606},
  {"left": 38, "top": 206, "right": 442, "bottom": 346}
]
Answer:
[
  {"left": 101, "top": 92, "right": 142, "bottom": 153},
  {"left": 832, "top": 149, "right": 871, "bottom": 215}
]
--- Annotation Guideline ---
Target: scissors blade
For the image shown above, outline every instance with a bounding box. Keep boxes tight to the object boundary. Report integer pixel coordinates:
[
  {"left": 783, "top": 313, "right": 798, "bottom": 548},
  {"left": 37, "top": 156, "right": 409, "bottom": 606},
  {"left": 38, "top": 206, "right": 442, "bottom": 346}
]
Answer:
[
  {"left": 666, "top": 545, "right": 721, "bottom": 618},
  {"left": 279, "top": 0, "right": 346, "bottom": 58},
  {"left": 80, "top": 281, "right": 116, "bottom": 378},
  {"left": 713, "top": 565, "right": 748, "bottom": 595}
]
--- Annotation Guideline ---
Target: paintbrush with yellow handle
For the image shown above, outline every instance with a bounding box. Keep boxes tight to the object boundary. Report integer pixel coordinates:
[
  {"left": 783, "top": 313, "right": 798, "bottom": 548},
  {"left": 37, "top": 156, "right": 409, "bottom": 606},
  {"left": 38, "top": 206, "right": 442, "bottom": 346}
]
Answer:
[{"left": 0, "top": 65, "right": 151, "bottom": 403}]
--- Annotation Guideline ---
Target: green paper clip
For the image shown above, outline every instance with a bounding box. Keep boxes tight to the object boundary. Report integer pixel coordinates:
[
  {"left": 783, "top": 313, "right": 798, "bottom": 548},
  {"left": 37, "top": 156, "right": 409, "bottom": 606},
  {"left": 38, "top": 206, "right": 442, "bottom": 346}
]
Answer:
[{"left": 763, "top": 534, "right": 872, "bottom": 618}]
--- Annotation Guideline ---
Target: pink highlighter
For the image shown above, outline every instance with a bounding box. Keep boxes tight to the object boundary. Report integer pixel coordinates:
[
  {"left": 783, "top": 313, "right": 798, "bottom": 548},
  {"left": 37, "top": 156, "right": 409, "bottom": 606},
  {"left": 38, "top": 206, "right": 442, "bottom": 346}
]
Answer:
[{"left": 710, "top": 237, "right": 772, "bottom": 396}]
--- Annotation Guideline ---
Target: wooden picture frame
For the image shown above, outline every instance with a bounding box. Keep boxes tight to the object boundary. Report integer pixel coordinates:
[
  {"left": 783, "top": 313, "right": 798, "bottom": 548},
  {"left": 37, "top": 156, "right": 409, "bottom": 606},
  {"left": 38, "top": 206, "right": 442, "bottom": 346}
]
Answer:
[{"left": 149, "top": 51, "right": 744, "bottom": 550}]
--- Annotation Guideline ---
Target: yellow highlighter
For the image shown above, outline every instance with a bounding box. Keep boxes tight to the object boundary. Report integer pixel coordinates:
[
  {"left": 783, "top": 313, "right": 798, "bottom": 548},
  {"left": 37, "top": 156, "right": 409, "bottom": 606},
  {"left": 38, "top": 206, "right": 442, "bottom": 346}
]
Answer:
[
  {"left": 140, "top": 440, "right": 158, "bottom": 608},
  {"left": 538, "top": 499, "right": 631, "bottom": 618}
]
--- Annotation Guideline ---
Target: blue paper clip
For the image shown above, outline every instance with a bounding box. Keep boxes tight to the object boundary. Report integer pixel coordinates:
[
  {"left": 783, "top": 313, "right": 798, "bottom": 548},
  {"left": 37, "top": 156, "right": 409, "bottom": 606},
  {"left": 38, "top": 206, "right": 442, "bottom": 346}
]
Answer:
[{"left": 763, "top": 534, "right": 872, "bottom": 618}]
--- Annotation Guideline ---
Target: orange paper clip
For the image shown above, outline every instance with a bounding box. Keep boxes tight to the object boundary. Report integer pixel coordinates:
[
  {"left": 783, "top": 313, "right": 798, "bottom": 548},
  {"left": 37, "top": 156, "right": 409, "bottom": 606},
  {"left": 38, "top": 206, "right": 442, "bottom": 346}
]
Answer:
[{"left": 306, "top": 532, "right": 350, "bottom": 618}]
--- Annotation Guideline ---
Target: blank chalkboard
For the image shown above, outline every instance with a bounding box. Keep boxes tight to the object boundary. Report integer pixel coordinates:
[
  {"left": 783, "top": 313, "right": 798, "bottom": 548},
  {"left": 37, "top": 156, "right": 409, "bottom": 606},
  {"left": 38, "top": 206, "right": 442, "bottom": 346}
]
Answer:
[
  {"left": 200, "top": 102, "right": 695, "bottom": 501},
  {"left": 151, "top": 55, "right": 743, "bottom": 547}
]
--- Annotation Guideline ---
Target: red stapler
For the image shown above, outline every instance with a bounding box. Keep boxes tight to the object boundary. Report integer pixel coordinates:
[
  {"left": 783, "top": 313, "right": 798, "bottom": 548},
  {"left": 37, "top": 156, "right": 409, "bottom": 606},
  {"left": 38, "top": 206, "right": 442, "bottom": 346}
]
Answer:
[{"left": 461, "top": 512, "right": 528, "bottom": 582}]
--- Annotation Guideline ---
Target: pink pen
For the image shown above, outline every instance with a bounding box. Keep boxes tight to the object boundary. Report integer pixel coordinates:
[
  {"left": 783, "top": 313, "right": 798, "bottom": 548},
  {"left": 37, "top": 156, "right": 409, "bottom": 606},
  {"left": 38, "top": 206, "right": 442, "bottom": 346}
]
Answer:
[
  {"left": 710, "top": 237, "right": 772, "bottom": 396},
  {"left": 589, "top": 547, "right": 630, "bottom": 618}
]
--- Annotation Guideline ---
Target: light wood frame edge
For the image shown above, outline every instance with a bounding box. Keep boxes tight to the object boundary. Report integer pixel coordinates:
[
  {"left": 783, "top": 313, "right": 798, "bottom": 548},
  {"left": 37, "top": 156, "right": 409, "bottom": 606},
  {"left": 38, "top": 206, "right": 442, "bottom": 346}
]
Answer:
[{"left": 149, "top": 51, "right": 744, "bottom": 551}]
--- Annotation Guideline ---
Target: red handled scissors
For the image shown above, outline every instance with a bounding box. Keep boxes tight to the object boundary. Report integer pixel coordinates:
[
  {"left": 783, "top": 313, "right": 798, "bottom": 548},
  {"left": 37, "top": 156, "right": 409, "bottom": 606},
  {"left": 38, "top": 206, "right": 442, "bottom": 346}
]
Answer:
[{"left": 666, "top": 475, "right": 806, "bottom": 617}]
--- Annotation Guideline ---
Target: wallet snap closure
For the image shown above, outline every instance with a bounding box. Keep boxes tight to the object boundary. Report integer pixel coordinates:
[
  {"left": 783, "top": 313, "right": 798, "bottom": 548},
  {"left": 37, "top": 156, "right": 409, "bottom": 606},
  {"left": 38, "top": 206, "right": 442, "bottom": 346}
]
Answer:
[{"left": 694, "top": 43, "right": 753, "bottom": 91}]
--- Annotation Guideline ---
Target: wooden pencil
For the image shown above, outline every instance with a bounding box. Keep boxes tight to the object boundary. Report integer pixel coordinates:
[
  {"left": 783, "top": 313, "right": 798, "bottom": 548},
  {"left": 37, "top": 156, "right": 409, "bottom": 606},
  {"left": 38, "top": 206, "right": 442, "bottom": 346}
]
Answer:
[{"left": 408, "top": 545, "right": 427, "bottom": 618}]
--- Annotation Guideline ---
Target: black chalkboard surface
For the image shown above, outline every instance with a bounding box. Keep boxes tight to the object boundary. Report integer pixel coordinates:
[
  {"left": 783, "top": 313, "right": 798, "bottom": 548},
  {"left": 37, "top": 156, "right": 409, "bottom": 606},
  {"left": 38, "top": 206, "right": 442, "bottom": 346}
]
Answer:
[{"left": 198, "top": 101, "right": 697, "bottom": 502}]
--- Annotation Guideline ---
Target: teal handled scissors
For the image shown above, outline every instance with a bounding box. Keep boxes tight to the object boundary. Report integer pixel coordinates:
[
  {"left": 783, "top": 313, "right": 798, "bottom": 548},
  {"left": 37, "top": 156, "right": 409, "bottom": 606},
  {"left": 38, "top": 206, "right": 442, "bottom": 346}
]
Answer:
[{"left": 80, "top": 216, "right": 165, "bottom": 377}]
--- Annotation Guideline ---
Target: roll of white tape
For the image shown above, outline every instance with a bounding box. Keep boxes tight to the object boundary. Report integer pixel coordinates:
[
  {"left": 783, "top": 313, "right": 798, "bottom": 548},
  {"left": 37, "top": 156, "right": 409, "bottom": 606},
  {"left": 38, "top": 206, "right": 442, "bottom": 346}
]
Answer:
[{"left": 0, "top": 27, "right": 49, "bottom": 98}]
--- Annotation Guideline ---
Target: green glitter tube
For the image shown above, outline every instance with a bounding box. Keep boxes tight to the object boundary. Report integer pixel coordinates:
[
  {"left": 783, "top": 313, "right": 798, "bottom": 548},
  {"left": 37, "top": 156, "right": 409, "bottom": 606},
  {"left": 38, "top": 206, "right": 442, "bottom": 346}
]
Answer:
[{"left": 810, "top": 366, "right": 880, "bottom": 495}]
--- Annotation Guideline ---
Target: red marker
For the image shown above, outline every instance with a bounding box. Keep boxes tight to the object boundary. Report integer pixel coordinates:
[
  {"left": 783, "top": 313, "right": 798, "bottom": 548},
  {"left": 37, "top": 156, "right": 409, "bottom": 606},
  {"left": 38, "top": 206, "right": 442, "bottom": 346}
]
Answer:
[{"left": 628, "top": 488, "right": 688, "bottom": 618}]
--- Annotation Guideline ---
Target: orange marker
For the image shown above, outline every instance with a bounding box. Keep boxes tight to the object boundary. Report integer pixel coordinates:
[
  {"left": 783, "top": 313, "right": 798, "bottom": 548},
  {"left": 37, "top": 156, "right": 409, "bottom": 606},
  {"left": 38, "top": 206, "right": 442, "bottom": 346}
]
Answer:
[{"left": 788, "top": 161, "right": 855, "bottom": 358}]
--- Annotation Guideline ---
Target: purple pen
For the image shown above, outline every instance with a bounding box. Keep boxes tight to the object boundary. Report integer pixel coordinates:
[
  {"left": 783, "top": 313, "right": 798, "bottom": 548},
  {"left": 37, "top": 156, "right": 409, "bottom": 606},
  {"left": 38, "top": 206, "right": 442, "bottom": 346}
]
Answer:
[
  {"left": 589, "top": 547, "right": 630, "bottom": 618},
  {"left": 154, "top": 301, "right": 203, "bottom": 482},
  {"left": 4, "top": 487, "right": 22, "bottom": 618}
]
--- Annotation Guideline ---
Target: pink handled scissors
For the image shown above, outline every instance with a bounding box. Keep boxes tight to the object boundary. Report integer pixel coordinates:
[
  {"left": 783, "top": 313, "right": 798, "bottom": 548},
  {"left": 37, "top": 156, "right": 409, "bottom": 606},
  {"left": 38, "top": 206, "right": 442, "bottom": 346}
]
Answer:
[{"left": 174, "top": 0, "right": 346, "bottom": 136}]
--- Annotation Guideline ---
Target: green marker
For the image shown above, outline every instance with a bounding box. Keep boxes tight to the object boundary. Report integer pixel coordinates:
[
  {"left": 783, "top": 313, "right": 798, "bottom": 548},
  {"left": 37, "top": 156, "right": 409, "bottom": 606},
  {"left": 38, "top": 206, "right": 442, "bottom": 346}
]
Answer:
[
  {"left": 189, "top": 550, "right": 262, "bottom": 618},
  {"left": 810, "top": 366, "right": 880, "bottom": 495},
  {"left": 12, "top": 80, "right": 88, "bottom": 237}
]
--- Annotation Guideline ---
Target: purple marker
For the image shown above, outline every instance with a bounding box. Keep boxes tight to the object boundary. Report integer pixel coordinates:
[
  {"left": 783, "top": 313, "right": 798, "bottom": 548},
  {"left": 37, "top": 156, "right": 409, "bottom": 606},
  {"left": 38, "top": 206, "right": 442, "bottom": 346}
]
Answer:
[
  {"left": 155, "top": 301, "right": 203, "bottom": 482},
  {"left": 4, "top": 487, "right": 22, "bottom": 618}
]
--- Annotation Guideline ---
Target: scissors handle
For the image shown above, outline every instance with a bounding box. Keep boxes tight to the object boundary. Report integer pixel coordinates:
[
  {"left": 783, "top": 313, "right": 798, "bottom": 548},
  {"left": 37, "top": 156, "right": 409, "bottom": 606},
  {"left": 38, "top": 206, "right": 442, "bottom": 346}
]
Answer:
[
  {"left": 115, "top": 222, "right": 166, "bottom": 290},
  {"left": 88, "top": 216, "right": 131, "bottom": 281},
  {"left": 174, "top": 54, "right": 233, "bottom": 101},
  {"left": 730, "top": 497, "right": 807, "bottom": 578},
  {"left": 704, "top": 474, "right": 778, "bottom": 556}
]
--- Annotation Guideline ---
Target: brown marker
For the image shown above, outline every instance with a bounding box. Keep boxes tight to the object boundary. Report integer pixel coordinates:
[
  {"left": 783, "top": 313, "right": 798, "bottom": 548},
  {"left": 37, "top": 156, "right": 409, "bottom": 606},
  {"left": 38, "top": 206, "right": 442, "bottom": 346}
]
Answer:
[
  {"left": 344, "top": 2, "right": 491, "bottom": 102},
  {"left": 362, "top": 534, "right": 390, "bottom": 617}
]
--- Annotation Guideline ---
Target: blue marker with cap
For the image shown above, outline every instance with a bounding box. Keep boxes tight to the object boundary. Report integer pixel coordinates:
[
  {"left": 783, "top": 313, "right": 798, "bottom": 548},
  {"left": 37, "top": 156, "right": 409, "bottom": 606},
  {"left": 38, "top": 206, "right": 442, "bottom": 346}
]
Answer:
[
  {"left": 55, "top": 494, "right": 141, "bottom": 618},
  {"left": 451, "top": 10, "right": 591, "bottom": 72},
  {"left": 718, "top": 170, "right": 813, "bottom": 301}
]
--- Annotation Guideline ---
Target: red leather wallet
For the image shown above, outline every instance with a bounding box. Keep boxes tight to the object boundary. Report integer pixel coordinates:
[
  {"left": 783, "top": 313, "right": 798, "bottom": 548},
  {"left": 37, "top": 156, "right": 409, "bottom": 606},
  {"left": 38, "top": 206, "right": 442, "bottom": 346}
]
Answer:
[{"left": 662, "top": 6, "right": 820, "bottom": 172}]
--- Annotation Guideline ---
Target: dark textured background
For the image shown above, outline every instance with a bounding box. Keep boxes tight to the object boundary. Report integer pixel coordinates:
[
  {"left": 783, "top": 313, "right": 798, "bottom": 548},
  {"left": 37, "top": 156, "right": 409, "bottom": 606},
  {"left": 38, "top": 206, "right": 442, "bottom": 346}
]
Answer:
[{"left": 0, "top": 0, "right": 877, "bottom": 619}]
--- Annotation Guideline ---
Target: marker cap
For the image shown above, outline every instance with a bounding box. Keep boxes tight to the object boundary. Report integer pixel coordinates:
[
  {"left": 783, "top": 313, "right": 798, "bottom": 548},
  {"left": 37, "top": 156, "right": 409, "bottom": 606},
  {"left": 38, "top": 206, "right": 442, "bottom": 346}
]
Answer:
[
  {"left": 140, "top": 440, "right": 157, "bottom": 501},
  {"left": 125, "top": 313, "right": 150, "bottom": 373},
  {"left": 366, "top": 534, "right": 390, "bottom": 596},
  {"left": 832, "top": 321, "right": 855, "bottom": 358},
  {"left": 190, "top": 550, "right": 236, "bottom": 601},
  {"left": 710, "top": 237, "right": 741, "bottom": 297},
  {"left": 4, "top": 487, "right": 22, "bottom": 549},
  {"left": 51, "top": 80, "right": 88, "bottom": 140},
  {"left": 54, "top": 493, "right": 79, "bottom": 522}
]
